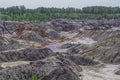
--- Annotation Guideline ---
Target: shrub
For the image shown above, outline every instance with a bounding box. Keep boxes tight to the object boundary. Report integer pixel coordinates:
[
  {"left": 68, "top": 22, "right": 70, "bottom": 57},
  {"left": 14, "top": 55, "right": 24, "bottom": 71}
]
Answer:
[{"left": 32, "top": 75, "right": 38, "bottom": 80}]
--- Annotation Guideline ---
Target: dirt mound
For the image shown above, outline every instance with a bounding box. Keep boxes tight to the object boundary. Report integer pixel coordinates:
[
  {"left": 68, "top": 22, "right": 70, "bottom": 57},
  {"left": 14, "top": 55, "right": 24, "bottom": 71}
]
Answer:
[
  {"left": 47, "top": 29, "right": 60, "bottom": 40},
  {"left": 100, "top": 38, "right": 120, "bottom": 63},
  {"left": 14, "top": 30, "right": 50, "bottom": 43},
  {"left": 0, "top": 21, "right": 31, "bottom": 35},
  {"left": 0, "top": 47, "right": 53, "bottom": 62},
  {"left": 40, "top": 19, "right": 120, "bottom": 33},
  {"left": 50, "top": 52, "right": 99, "bottom": 66},
  {"left": 40, "top": 19, "right": 81, "bottom": 32},
  {"left": 0, "top": 36, "right": 26, "bottom": 51},
  {"left": 0, "top": 54, "right": 82, "bottom": 80},
  {"left": 0, "top": 36, "right": 9, "bottom": 51},
  {"left": 68, "top": 55, "right": 99, "bottom": 66}
]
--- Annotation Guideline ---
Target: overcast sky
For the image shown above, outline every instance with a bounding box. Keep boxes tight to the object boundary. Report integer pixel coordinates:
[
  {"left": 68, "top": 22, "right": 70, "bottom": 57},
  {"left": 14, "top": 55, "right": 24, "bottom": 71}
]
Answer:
[{"left": 0, "top": 0, "right": 120, "bottom": 9}]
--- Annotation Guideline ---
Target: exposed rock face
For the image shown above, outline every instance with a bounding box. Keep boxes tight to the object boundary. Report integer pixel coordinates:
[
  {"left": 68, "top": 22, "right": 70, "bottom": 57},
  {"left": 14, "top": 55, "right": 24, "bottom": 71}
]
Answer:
[
  {"left": 0, "top": 54, "right": 82, "bottom": 80},
  {"left": 0, "top": 48, "right": 53, "bottom": 62}
]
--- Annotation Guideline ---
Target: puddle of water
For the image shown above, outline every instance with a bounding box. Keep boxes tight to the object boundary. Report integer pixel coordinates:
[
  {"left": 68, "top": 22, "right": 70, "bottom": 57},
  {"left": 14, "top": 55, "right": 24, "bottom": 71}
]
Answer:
[{"left": 46, "top": 43, "right": 62, "bottom": 51}]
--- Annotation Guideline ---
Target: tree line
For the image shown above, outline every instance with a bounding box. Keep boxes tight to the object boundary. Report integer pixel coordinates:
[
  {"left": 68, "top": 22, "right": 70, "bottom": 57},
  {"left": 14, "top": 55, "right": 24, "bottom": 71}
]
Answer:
[{"left": 0, "top": 6, "right": 120, "bottom": 22}]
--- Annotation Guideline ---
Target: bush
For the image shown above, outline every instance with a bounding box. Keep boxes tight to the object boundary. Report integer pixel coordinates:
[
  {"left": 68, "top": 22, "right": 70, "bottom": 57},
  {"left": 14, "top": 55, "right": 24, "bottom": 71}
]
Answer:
[{"left": 32, "top": 75, "right": 38, "bottom": 80}]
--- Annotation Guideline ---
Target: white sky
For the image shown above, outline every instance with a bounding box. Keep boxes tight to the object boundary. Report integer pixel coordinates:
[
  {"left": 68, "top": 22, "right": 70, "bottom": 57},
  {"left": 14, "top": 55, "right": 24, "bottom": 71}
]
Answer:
[{"left": 0, "top": 0, "right": 120, "bottom": 9}]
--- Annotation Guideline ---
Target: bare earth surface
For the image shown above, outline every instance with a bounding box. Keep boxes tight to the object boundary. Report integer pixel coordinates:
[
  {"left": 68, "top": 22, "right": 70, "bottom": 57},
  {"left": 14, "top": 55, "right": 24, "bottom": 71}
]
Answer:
[
  {"left": 80, "top": 64, "right": 120, "bottom": 80},
  {"left": 1, "top": 61, "right": 30, "bottom": 68},
  {"left": 0, "top": 20, "right": 120, "bottom": 80}
]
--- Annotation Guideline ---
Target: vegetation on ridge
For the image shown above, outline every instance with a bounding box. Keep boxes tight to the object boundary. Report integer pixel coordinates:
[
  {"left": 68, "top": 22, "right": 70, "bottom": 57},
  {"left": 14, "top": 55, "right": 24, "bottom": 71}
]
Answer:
[{"left": 0, "top": 6, "right": 120, "bottom": 22}]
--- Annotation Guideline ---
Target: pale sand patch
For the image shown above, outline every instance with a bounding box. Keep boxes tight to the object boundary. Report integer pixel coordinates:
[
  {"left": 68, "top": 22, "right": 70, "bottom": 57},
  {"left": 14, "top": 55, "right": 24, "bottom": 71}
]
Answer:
[
  {"left": 69, "top": 37, "right": 97, "bottom": 45},
  {"left": 107, "top": 27, "right": 120, "bottom": 31},
  {"left": 60, "top": 32, "right": 78, "bottom": 39},
  {"left": 1, "top": 61, "right": 30, "bottom": 68},
  {"left": 1, "top": 47, "right": 28, "bottom": 53}
]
